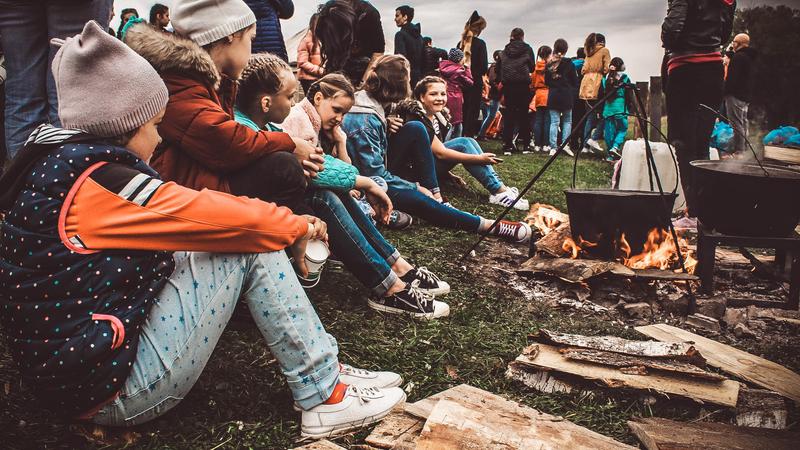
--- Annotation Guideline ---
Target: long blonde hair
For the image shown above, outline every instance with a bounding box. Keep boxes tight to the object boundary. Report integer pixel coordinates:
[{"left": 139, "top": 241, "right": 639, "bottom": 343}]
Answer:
[{"left": 457, "top": 11, "right": 486, "bottom": 67}]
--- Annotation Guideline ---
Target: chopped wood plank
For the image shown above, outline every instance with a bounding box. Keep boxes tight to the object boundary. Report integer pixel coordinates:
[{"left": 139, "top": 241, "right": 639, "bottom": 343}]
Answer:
[
  {"left": 363, "top": 409, "right": 422, "bottom": 449},
  {"left": 412, "top": 389, "right": 633, "bottom": 450},
  {"left": 534, "top": 329, "right": 701, "bottom": 359},
  {"left": 560, "top": 348, "right": 726, "bottom": 381},
  {"left": 736, "top": 387, "right": 788, "bottom": 429},
  {"left": 764, "top": 145, "right": 800, "bottom": 165},
  {"left": 519, "top": 256, "right": 634, "bottom": 283},
  {"left": 636, "top": 323, "right": 800, "bottom": 403},
  {"left": 506, "top": 361, "right": 577, "bottom": 393},
  {"left": 515, "top": 344, "right": 739, "bottom": 407},
  {"left": 631, "top": 268, "right": 699, "bottom": 281},
  {"left": 291, "top": 439, "right": 346, "bottom": 450},
  {"left": 627, "top": 417, "right": 800, "bottom": 450}
]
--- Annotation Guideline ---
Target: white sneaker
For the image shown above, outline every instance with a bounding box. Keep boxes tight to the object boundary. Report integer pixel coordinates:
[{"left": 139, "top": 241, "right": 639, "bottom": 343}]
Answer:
[
  {"left": 548, "top": 147, "right": 556, "bottom": 156},
  {"left": 563, "top": 145, "right": 575, "bottom": 157},
  {"left": 586, "top": 138, "right": 603, "bottom": 153},
  {"left": 339, "top": 363, "right": 403, "bottom": 389},
  {"left": 301, "top": 384, "right": 406, "bottom": 439},
  {"left": 489, "top": 187, "right": 529, "bottom": 211},
  {"left": 529, "top": 144, "right": 541, "bottom": 152}
]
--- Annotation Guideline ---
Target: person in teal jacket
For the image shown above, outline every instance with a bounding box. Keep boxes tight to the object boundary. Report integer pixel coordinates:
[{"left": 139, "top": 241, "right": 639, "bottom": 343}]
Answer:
[{"left": 601, "top": 57, "right": 632, "bottom": 160}]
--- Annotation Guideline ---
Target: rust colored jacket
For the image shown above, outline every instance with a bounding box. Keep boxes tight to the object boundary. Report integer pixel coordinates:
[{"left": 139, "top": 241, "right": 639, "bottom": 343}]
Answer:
[
  {"left": 125, "top": 23, "right": 295, "bottom": 193},
  {"left": 529, "top": 59, "right": 549, "bottom": 111},
  {"left": 579, "top": 44, "right": 611, "bottom": 101}
]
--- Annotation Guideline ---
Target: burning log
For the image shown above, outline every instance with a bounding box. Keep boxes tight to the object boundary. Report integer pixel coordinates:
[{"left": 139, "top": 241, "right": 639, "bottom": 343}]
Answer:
[
  {"left": 518, "top": 255, "right": 634, "bottom": 283},
  {"left": 533, "top": 222, "right": 574, "bottom": 257}
]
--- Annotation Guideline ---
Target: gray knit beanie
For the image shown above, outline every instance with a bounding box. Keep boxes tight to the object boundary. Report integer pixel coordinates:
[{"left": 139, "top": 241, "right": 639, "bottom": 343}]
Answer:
[
  {"left": 51, "top": 21, "right": 168, "bottom": 137},
  {"left": 171, "top": 0, "right": 256, "bottom": 47}
]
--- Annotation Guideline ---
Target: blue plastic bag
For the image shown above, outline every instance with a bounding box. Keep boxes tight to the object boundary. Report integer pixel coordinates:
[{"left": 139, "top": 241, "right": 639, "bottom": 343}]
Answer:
[
  {"left": 785, "top": 133, "right": 800, "bottom": 149},
  {"left": 763, "top": 126, "right": 799, "bottom": 145},
  {"left": 710, "top": 121, "right": 734, "bottom": 153}
]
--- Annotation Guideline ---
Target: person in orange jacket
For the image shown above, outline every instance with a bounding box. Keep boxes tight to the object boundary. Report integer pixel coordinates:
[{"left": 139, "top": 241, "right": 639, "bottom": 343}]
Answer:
[{"left": 529, "top": 45, "right": 551, "bottom": 152}]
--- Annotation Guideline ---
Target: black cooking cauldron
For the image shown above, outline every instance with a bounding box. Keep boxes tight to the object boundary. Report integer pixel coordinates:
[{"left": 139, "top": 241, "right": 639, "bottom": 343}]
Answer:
[
  {"left": 691, "top": 160, "right": 800, "bottom": 237},
  {"left": 565, "top": 189, "right": 678, "bottom": 258}
]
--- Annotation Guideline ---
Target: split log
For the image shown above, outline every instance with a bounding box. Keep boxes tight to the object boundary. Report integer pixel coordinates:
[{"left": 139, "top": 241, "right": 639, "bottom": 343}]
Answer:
[
  {"left": 533, "top": 222, "right": 573, "bottom": 257},
  {"left": 515, "top": 344, "right": 740, "bottom": 407},
  {"left": 525, "top": 203, "right": 569, "bottom": 232},
  {"left": 735, "top": 387, "right": 789, "bottom": 429},
  {"left": 631, "top": 268, "right": 699, "bottom": 281},
  {"left": 519, "top": 256, "right": 634, "bottom": 283},
  {"left": 291, "top": 440, "right": 347, "bottom": 450},
  {"left": 533, "top": 329, "right": 701, "bottom": 360},
  {"left": 506, "top": 361, "right": 577, "bottom": 394},
  {"left": 364, "top": 409, "right": 423, "bottom": 449},
  {"left": 409, "top": 385, "right": 633, "bottom": 450},
  {"left": 636, "top": 323, "right": 800, "bottom": 403},
  {"left": 560, "top": 348, "right": 726, "bottom": 381},
  {"left": 627, "top": 417, "right": 800, "bottom": 450}
]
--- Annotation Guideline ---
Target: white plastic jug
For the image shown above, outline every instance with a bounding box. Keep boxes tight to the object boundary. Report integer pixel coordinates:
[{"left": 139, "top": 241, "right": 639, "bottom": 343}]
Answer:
[{"left": 616, "top": 139, "right": 719, "bottom": 213}]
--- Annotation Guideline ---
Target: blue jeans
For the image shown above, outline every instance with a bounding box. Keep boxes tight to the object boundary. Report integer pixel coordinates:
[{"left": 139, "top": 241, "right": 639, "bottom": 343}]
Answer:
[
  {"left": 437, "top": 137, "right": 503, "bottom": 194},
  {"left": 548, "top": 109, "right": 573, "bottom": 149},
  {"left": 0, "top": 0, "right": 112, "bottom": 158},
  {"left": 478, "top": 99, "right": 500, "bottom": 138},
  {"left": 582, "top": 100, "right": 604, "bottom": 144},
  {"left": 387, "top": 121, "right": 440, "bottom": 195},
  {"left": 532, "top": 108, "right": 550, "bottom": 147},
  {"left": 388, "top": 188, "right": 482, "bottom": 232},
  {"left": 603, "top": 115, "right": 628, "bottom": 151},
  {"left": 308, "top": 189, "right": 400, "bottom": 296},
  {"left": 92, "top": 251, "right": 339, "bottom": 426}
]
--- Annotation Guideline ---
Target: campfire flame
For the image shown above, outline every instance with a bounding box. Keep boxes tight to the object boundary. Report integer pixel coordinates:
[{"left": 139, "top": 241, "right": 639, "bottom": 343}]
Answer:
[{"left": 529, "top": 204, "right": 696, "bottom": 274}]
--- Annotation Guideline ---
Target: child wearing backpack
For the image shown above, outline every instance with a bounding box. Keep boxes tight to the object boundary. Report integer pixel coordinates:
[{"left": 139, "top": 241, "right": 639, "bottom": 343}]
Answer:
[{"left": 602, "top": 57, "right": 632, "bottom": 161}]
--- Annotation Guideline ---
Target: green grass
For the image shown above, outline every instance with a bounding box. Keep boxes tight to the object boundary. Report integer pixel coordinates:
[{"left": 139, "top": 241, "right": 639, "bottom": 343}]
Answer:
[{"left": 2, "top": 143, "right": 671, "bottom": 449}]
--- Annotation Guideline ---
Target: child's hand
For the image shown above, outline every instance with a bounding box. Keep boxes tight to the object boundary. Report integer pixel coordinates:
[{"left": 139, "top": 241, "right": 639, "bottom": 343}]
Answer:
[
  {"left": 349, "top": 189, "right": 362, "bottom": 199},
  {"left": 363, "top": 181, "right": 393, "bottom": 224},
  {"left": 292, "top": 138, "right": 325, "bottom": 178},
  {"left": 386, "top": 116, "right": 404, "bottom": 134}
]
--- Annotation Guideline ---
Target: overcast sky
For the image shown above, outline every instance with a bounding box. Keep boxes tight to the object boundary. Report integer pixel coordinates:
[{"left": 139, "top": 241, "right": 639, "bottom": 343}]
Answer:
[{"left": 111, "top": 0, "right": 794, "bottom": 83}]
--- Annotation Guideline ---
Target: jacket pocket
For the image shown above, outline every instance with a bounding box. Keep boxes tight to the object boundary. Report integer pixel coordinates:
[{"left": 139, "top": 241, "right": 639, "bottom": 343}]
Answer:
[{"left": 91, "top": 314, "right": 125, "bottom": 350}]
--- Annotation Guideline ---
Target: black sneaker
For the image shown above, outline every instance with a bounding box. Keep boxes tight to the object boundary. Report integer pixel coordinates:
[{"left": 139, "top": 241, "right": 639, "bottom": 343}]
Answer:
[
  {"left": 385, "top": 210, "right": 413, "bottom": 230},
  {"left": 368, "top": 281, "right": 450, "bottom": 319},
  {"left": 400, "top": 267, "right": 450, "bottom": 296},
  {"left": 501, "top": 144, "right": 515, "bottom": 156},
  {"left": 488, "top": 220, "right": 532, "bottom": 243}
]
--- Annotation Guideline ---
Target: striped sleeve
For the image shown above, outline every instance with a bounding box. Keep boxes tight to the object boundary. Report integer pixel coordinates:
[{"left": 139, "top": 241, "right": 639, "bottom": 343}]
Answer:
[{"left": 62, "top": 163, "right": 309, "bottom": 253}]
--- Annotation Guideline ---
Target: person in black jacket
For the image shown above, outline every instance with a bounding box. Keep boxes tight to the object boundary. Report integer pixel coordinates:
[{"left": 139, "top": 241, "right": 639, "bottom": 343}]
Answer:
[
  {"left": 457, "top": 11, "right": 488, "bottom": 138},
  {"left": 423, "top": 37, "right": 448, "bottom": 75},
  {"left": 661, "top": 0, "right": 735, "bottom": 222},
  {"left": 724, "top": 33, "right": 756, "bottom": 154},
  {"left": 545, "top": 39, "right": 578, "bottom": 156},
  {"left": 497, "top": 27, "right": 535, "bottom": 154},
  {"left": 394, "top": 5, "right": 424, "bottom": 87},
  {"left": 244, "top": 0, "right": 294, "bottom": 61}
]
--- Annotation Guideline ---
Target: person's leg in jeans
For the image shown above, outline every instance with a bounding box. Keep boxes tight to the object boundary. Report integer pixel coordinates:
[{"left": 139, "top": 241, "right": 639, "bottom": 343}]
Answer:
[
  {"left": 387, "top": 121, "right": 440, "bottom": 195},
  {"left": 46, "top": 0, "right": 112, "bottom": 124},
  {"left": 389, "top": 188, "right": 482, "bottom": 232},
  {"left": 308, "top": 189, "right": 400, "bottom": 296},
  {"left": 548, "top": 109, "right": 561, "bottom": 149},
  {"left": 92, "top": 251, "right": 340, "bottom": 426},
  {"left": 0, "top": 1, "right": 48, "bottom": 158},
  {"left": 724, "top": 95, "right": 748, "bottom": 154},
  {"left": 582, "top": 100, "right": 598, "bottom": 144},
  {"left": 442, "top": 137, "right": 503, "bottom": 194},
  {"left": 228, "top": 151, "right": 313, "bottom": 215},
  {"left": 477, "top": 99, "right": 500, "bottom": 138},
  {"left": 560, "top": 109, "right": 572, "bottom": 148}
]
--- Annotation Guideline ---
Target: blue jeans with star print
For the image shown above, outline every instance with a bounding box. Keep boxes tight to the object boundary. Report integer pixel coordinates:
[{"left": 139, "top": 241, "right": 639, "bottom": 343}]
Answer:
[{"left": 92, "top": 251, "right": 340, "bottom": 426}]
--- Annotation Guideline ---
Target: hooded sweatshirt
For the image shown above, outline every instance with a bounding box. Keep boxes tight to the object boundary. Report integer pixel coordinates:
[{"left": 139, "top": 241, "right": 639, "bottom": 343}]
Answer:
[
  {"left": 497, "top": 40, "right": 535, "bottom": 84},
  {"left": 395, "top": 22, "right": 425, "bottom": 85}
]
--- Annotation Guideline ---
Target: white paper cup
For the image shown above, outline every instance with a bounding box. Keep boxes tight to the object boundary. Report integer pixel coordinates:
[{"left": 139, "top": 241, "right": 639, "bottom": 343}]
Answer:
[{"left": 299, "top": 240, "right": 329, "bottom": 288}]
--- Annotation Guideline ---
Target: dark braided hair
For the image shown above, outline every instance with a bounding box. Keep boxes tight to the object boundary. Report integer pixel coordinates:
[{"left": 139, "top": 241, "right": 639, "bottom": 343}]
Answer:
[{"left": 237, "top": 53, "right": 293, "bottom": 118}]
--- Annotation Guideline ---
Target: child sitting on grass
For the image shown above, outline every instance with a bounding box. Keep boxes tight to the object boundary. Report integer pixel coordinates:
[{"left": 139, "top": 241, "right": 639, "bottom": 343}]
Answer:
[
  {"left": 234, "top": 58, "right": 450, "bottom": 319},
  {"left": 341, "top": 54, "right": 533, "bottom": 247},
  {"left": 0, "top": 18, "right": 405, "bottom": 440}
]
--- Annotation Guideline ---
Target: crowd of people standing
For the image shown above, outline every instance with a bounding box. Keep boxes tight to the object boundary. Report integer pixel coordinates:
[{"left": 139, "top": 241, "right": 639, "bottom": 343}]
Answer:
[{"left": 0, "top": 0, "right": 755, "bottom": 443}]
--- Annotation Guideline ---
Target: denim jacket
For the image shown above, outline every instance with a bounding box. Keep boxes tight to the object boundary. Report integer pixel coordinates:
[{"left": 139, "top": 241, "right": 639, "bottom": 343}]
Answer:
[{"left": 341, "top": 91, "right": 417, "bottom": 191}]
